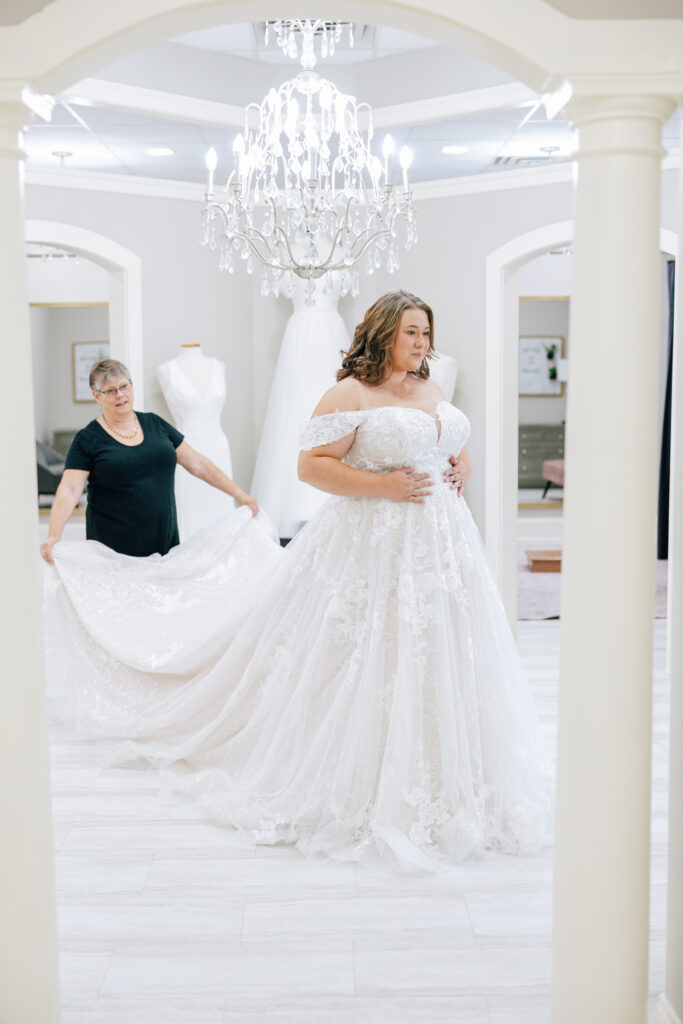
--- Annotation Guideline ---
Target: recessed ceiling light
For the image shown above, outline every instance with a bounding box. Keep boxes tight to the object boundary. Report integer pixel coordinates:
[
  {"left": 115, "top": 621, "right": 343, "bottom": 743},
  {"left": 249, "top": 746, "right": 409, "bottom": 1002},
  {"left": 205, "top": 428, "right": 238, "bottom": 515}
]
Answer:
[
  {"left": 146, "top": 147, "right": 174, "bottom": 157},
  {"left": 441, "top": 145, "right": 468, "bottom": 155}
]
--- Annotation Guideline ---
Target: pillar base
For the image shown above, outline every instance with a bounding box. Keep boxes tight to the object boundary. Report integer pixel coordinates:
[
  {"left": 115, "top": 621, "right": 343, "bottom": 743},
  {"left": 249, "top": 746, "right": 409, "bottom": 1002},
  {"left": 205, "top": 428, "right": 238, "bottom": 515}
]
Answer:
[{"left": 656, "top": 995, "right": 683, "bottom": 1024}]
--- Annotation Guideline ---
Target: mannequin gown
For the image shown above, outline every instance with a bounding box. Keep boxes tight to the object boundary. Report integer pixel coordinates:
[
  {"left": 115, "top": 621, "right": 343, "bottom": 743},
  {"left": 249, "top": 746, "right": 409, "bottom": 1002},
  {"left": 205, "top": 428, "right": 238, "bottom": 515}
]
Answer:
[
  {"left": 157, "top": 356, "right": 234, "bottom": 541},
  {"left": 43, "top": 401, "right": 551, "bottom": 870},
  {"left": 250, "top": 279, "right": 350, "bottom": 537}
]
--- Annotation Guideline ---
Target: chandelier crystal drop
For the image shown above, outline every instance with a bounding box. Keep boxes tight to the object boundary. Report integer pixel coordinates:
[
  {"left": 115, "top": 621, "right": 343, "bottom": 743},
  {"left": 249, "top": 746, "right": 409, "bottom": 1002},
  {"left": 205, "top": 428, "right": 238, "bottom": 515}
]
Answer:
[
  {"left": 199, "top": 20, "right": 417, "bottom": 303},
  {"left": 265, "top": 19, "right": 353, "bottom": 64}
]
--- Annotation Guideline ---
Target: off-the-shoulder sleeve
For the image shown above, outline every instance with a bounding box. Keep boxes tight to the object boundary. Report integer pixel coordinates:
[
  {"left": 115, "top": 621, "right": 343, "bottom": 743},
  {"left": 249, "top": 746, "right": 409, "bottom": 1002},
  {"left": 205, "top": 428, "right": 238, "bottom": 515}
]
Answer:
[{"left": 299, "top": 410, "right": 366, "bottom": 451}]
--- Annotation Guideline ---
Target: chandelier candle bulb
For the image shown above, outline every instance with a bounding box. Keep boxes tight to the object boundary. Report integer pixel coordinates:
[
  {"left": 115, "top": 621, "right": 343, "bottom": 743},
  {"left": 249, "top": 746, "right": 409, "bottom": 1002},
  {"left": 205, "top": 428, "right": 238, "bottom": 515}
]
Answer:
[
  {"left": 205, "top": 147, "right": 217, "bottom": 196},
  {"left": 233, "top": 133, "right": 245, "bottom": 184},
  {"left": 399, "top": 146, "right": 413, "bottom": 194},
  {"left": 382, "top": 134, "right": 395, "bottom": 185}
]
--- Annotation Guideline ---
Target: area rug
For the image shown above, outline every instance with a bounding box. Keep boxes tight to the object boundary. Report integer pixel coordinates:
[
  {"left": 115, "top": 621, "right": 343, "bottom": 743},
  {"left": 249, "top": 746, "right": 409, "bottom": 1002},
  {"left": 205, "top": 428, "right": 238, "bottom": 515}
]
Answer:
[{"left": 516, "top": 552, "right": 668, "bottom": 621}]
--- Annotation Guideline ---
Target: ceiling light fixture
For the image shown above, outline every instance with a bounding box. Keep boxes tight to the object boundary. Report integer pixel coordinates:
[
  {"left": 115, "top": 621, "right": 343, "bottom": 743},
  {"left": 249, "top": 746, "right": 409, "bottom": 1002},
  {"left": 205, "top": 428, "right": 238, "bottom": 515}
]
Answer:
[
  {"left": 265, "top": 18, "right": 353, "bottom": 60},
  {"left": 51, "top": 150, "right": 73, "bottom": 167},
  {"left": 441, "top": 145, "right": 469, "bottom": 155},
  {"left": 146, "top": 147, "right": 174, "bottom": 156},
  {"left": 199, "top": 18, "right": 417, "bottom": 301}
]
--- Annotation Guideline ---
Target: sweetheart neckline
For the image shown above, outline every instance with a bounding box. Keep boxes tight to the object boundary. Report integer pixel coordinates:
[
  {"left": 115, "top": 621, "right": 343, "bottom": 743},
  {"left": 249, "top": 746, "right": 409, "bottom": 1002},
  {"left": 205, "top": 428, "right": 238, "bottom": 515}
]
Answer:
[{"left": 325, "top": 400, "right": 451, "bottom": 421}]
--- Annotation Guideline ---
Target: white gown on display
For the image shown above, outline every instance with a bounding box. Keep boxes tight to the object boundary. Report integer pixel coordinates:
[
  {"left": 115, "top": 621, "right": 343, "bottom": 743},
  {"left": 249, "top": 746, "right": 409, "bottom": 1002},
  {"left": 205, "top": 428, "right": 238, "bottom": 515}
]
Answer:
[
  {"left": 158, "top": 352, "right": 234, "bottom": 542},
  {"left": 430, "top": 353, "right": 458, "bottom": 401},
  {"left": 43, "top": 402, "right": 551, "bottom": 871},
  {"left": 251, "top": 278, "right": 350, "bottom": 537}
]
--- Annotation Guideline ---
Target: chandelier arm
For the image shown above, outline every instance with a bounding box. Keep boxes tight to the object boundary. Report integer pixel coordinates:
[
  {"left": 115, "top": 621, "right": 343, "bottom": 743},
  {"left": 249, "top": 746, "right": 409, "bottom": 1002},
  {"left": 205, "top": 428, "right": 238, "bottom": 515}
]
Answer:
[
  {"left": 270, "top": 220, "right": 301, "bottom": 269},
  {"left": 205, "top": 203, "right": 286, "bottom": 272},
  {"left": 205, "top": 201, "right": 230, "bottom": 228},
  {"left": 313, "top": 218, "right": 356, "bottom": 271},
  {"left": 229, "top": 230, "right": 289, "bottom": 273},
  {"left": 349, "top": 229, "right": 393, "bottom": 263},
  {"left": 347, "top": 223, "right": 390, "bottom": 254}
]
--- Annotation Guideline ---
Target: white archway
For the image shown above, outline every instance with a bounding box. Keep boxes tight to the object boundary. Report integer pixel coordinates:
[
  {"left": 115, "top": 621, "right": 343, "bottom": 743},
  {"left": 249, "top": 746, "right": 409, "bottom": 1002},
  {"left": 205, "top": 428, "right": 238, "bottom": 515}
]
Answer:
[
  {"left": 485, "top": 221, "right": 679, "bottom": 622},
  {"left": 25, "top": 220, "right": 144, "bottom": 404}
]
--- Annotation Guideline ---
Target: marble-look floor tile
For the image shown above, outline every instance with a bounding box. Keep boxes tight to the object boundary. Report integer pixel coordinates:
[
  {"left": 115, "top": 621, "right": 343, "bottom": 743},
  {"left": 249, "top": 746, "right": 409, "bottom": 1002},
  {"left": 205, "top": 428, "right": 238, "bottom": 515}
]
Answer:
[
  {"left": 61, "top": 821, "right": 255, "bottom": 856},
  {"left": 53, "top": 821, "right": 74, "bottom": 850},
  {"left": 650, "top": 883, "right": 668, "bottom": 936},
  {"left": 649, "top": 938, "right": 666, "bottom": 994},
  {"left": 51, "top": 765, "right": 103, "bottom": 787},
  {"left": 55, "top": 851, "right": 153, "bottom": 894},
  {"left": 61, "top": 1001, "right": 226, "bottom": 1023},
  {"left": 146, "top": 855, "right": 357, "bottom": 894},
  {"left": 465, "top": 888, "right": 552, "bottom": 938},
  {"left": 221, "top": 995, "right": 490, "bottom": 1023},
  {"left": 242, "top": 894, "right": 471, "bottom": 941},
  {"left": 60, "top": 947, "right": 116, "bottom": 1000},
  {"left": 487, "top": 992, "right": 551, "bottom": 1023},
  {"left": 51, "top": 791, "right": 170, "bottom": 823},
  {"left": 355, "top": 944, "right": 551, "bottom": 995},
  {"left": 100, "top": 942, "right": 355, "bottom": 999},
  {"left": 355, "top": 854, "right": 553, "bottom": 897},
  {"left": 58, "top": 892, "right": 245, "bottom": 949}
]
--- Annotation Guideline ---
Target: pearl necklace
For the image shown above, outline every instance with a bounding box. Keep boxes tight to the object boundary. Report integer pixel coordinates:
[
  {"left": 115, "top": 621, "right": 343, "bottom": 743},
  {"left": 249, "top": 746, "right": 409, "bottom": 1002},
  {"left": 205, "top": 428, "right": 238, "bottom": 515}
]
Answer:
[{"left": 102, "top": 413, "right": 140, "bottom": 440}]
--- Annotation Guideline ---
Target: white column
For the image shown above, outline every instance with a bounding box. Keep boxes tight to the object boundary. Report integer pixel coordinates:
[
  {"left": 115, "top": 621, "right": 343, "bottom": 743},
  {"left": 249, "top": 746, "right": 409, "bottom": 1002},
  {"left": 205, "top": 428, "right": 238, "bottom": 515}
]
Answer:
[
  {"left": 0, "top": 91, "right": 61, "bottom": 1023},
  {"left": 657, "top": 106, "right": 683, "bottom": 1024},
  {"left": 552, "top": 94, "right": 675, "bottom": 1024}
]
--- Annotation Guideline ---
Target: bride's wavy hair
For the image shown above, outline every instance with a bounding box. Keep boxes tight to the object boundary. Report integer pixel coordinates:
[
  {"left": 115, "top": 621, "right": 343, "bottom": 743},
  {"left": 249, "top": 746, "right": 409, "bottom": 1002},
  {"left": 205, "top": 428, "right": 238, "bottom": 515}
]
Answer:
[{"left": 337, "top": 290, "right": 434, "bottom": 386}]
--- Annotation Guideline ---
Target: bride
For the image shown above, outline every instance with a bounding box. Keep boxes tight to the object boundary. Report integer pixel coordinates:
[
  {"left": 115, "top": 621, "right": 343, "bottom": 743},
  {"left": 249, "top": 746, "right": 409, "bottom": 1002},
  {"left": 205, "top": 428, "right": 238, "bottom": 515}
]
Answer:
[{"left": 44, "top": 290, "right": 550, "bottom": 871}]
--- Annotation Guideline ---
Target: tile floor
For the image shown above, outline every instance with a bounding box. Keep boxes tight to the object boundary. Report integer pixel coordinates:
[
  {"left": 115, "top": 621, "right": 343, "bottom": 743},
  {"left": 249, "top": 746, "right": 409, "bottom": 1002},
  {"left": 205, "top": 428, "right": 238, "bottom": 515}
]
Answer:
[{"left": 50, "top": 620, "right": 669, "bottom": 1023}]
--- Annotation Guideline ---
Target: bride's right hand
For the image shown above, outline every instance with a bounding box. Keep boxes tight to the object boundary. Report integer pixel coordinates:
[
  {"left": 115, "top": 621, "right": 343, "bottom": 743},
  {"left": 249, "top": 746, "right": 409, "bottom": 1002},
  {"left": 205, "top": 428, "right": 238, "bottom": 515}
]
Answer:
[{"left": 381, "top": 468, "right": 433, "bottom": 503}]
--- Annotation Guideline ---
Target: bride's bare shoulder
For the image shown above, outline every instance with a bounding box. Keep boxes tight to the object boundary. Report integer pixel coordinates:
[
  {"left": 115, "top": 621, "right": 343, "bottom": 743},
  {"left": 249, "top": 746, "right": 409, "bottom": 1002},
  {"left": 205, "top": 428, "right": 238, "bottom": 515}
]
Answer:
[{"left": 312, "top": 377, "right": 367, "bottom": 416}]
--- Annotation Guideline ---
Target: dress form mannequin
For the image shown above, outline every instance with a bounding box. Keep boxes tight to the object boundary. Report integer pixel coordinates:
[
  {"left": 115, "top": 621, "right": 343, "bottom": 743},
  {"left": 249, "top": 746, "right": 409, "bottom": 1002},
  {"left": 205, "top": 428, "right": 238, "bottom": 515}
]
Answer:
[
  {"left": 174, "top": 344, "right": 214, "bottom": 395},
  {"left": 430, "top": 353, "right": 458, "bottom": 401},
  {"left": 157, "top": 345, "right": 234, "bottom": 541},
  {"left": 251, "top": 275, "right": 351, "bottom": 538}
]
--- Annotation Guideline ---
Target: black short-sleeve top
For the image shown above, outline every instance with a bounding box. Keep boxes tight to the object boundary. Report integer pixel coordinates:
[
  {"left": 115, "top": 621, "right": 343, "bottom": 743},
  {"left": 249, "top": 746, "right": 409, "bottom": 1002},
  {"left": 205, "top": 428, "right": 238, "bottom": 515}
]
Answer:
[{"left": 64, "top": 412, "right": 184, "bottom": 557}]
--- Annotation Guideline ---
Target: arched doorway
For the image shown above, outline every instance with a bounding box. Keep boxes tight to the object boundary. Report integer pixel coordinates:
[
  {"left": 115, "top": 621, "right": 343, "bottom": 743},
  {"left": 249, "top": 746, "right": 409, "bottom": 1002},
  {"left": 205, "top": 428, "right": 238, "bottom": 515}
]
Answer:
[
  {"left": 25, "top": 220, "right": 144, "bottom": 404},
  {"left": 485, "top": 222, "right": 678, "bottom": 625}
]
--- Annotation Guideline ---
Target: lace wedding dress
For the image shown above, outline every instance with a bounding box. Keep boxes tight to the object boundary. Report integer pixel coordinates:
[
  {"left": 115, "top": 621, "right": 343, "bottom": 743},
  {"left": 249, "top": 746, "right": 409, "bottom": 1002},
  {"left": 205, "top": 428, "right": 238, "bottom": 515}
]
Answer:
[{"left": 44, "top": 402, "right": 551, "bottom": 870}]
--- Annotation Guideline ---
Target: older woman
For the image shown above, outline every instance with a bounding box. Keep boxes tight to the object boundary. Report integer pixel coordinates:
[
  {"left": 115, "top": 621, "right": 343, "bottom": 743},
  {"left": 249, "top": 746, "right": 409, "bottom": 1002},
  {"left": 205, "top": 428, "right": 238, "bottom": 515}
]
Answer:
[{"left": 40, "top": 359, "right": 257, "bottom": 563}]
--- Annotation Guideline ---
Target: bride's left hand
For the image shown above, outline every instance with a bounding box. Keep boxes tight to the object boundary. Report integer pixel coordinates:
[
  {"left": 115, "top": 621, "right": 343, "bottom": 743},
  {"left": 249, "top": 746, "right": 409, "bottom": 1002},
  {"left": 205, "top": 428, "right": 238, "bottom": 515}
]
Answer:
[{"left": 444, "top": 450, "right": 471, "bottom": 496}]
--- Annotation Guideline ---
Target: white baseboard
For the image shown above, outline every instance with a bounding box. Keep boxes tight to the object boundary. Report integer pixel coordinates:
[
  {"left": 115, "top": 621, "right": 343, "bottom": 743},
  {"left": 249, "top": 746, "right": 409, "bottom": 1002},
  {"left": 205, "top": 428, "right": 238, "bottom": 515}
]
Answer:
[
  {"left": 656, "top": 994, "right": 683, "bottom": 1024},
  {"left": 517, "top": 516, "right": 564, "bottom": 546}
]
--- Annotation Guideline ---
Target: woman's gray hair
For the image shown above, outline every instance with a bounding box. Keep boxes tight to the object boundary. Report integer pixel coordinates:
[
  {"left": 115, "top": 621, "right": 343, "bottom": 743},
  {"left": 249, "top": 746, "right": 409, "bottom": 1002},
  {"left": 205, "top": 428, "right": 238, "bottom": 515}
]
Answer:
[{"left": 89, "top": 359, "right": 132, "bottom": 392}]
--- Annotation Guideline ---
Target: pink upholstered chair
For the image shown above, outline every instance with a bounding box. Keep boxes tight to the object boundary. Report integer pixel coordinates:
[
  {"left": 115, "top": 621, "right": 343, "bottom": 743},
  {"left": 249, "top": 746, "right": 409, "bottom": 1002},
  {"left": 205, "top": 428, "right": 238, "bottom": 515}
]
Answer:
[{"left": 542, "top": 459, "right": 565, "bottom": 499}]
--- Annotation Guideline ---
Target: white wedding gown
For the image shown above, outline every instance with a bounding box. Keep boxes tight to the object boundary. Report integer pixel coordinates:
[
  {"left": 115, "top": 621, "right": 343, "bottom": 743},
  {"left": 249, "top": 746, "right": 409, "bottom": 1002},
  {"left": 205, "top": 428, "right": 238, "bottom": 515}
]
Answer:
[
  {"left": 157, "top": 356, "right": 234, "bottom": 541},
  {"left": 250, "top": 280, "right": 350, "bottom": 537},
  {"left": 43, "top": 402, "right": 551, "bottom": 870}
]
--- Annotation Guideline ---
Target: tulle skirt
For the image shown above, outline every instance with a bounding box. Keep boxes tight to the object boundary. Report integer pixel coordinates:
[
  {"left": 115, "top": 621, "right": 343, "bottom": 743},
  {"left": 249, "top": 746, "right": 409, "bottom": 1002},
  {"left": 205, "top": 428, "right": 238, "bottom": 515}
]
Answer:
[{"left": 44, "top": 489, "right": 552, "bottom": 872}]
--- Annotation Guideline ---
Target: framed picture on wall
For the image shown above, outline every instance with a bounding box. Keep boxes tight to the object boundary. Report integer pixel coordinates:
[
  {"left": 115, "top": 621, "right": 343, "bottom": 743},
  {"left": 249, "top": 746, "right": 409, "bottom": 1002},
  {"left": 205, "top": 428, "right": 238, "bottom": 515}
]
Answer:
[
  {"left": 72, "top": 341, "right": 110, "bottom": 402},
  {"left": 519, "top": 335, "right": 565, "bottom": 396}
]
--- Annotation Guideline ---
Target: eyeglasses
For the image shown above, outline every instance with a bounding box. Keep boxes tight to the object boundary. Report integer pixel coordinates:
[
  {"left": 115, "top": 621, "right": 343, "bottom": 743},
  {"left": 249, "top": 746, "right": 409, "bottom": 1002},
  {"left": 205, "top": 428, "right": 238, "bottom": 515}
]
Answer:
[{"left": 97, "top": 382, "right": 132, "bottom": 398}]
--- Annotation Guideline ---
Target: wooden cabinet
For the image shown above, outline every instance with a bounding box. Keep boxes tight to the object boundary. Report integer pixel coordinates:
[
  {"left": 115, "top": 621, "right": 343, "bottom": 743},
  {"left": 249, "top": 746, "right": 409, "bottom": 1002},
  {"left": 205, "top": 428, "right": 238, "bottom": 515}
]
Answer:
[{"left": 518, "top": 424, "right": 565, "bottom": 488}]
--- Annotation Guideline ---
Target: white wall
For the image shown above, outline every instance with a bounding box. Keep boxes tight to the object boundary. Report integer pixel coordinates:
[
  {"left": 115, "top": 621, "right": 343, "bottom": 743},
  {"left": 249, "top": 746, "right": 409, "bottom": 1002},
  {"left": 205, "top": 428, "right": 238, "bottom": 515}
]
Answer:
[
  {"left": 44, "top": 305, "right": 110, "bottom": 438},
  {"left": 26, "top": 255, "right": 109, "bottom": 304},
  {"left": 25, "top": 165, "right": 680, "bottom": 531},
  {"left": 30, "top": 306, "right": 50, "bottom": 443}
]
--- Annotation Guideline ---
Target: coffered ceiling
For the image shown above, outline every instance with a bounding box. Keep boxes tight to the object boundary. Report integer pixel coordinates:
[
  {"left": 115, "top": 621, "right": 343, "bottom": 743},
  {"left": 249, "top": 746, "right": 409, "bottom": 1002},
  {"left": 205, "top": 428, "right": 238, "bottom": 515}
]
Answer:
[{"left": 18, "top": 17, "right": 681, "bottom": 187}]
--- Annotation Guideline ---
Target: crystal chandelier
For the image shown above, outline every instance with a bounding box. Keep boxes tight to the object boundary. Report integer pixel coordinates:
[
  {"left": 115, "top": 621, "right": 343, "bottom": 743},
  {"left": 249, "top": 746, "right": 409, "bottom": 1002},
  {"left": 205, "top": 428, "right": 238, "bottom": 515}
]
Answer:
[{"left": 199, "top": 19, "right": 417, "bottom": 301}]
